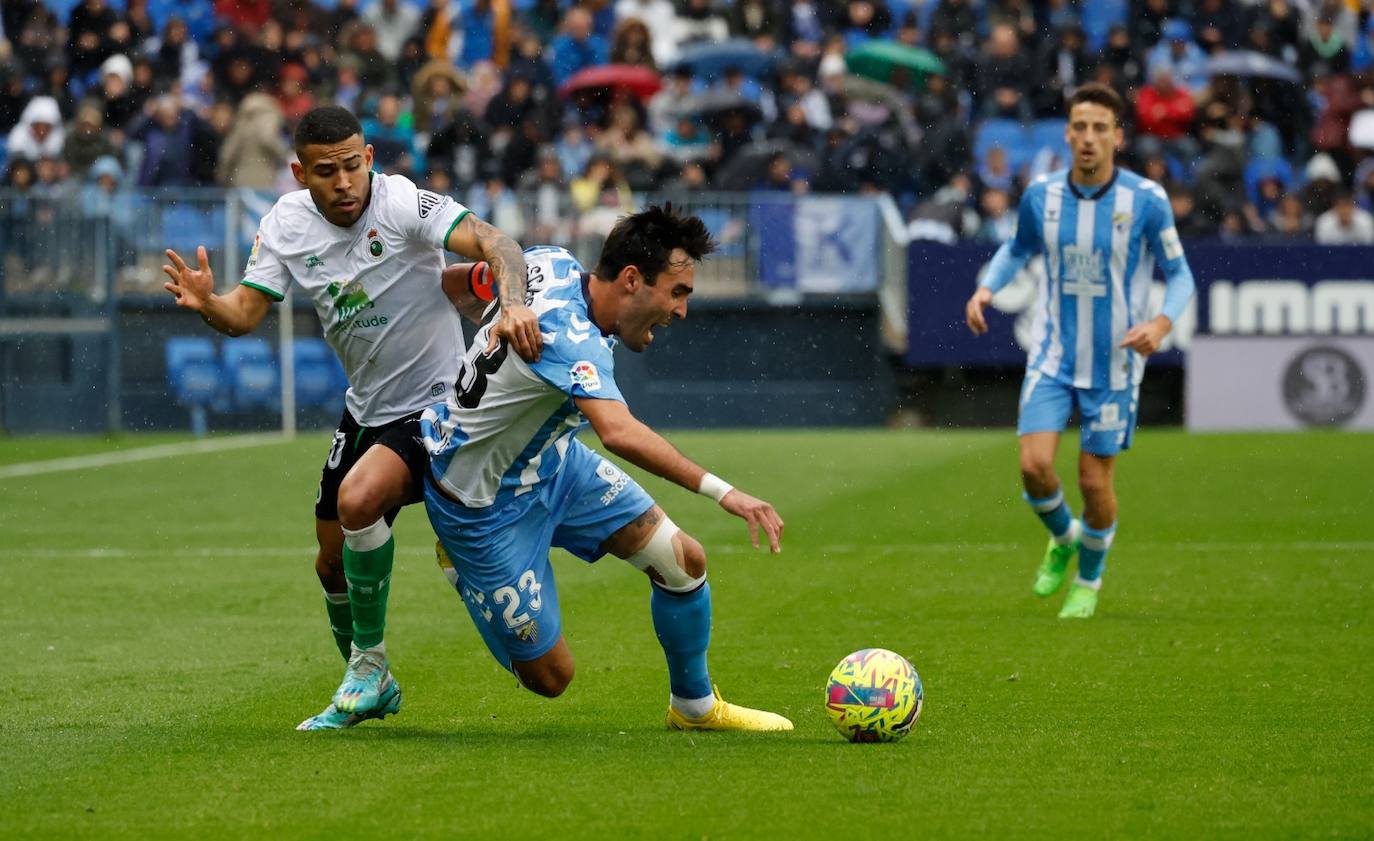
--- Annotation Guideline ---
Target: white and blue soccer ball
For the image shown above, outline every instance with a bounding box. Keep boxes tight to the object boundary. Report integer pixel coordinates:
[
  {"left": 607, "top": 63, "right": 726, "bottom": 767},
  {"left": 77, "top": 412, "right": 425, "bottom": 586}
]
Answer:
[{"left": 824, "top": 648, "right": 923, "bottom": 743}]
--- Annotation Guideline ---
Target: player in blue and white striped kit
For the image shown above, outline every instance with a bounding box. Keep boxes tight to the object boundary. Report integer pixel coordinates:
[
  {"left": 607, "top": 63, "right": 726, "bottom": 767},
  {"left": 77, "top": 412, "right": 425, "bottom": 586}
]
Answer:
[{"left": 964, "top": 83, "right": 1196, "bottom": 619}]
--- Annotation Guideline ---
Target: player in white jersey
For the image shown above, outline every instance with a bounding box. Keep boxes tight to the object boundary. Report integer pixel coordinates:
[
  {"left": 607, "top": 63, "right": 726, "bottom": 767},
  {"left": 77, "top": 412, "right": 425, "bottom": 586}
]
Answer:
[
  {"left": 424, "top": 206, "right": 792, "bottom": 731},
  {"left": 160, "top": 106, "right": 542, "bottom": 729},
  {"left": 963, "top": 83, "right": 1196, "bottom": 619}
]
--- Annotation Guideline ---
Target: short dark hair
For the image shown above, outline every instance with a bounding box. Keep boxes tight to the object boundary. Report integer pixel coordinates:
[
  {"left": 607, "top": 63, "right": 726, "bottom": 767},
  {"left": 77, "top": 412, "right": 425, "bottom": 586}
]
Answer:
[
  {"left": 1067, "top": 82, "right": 1125, "bottom": 127},
  {"left": 294, "top": 105, "right": 363, "bottom": 153},
  {"left": 595, "top": 204, "right": 716, "bottom": 285}
]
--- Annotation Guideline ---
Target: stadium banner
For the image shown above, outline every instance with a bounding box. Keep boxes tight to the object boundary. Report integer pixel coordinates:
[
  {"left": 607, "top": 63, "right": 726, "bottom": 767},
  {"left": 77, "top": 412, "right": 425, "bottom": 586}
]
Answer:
[
  {"left": 755, "top": 196, "right": 880, "bottom": 292},
  {"left": 905, "top": 242, "right": 1374, "bottom": 367},
  {"left": 1186, "top": 336, "right": 1374, "bottom": 430}
]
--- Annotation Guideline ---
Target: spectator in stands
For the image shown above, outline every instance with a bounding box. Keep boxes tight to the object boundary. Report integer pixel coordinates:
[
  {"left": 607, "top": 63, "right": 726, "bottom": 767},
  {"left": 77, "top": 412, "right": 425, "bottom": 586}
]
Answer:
[
  {"left": 98, "top": 54, "right": 140, "bottom": 133},
  {"left": 277, "top": 63, "right": 316, "bottom": 130},
  {"left": 611, "top": 18, "right": 657, "bottom": 69},
  {"left": 338, "top": 22, "right": 391, "bottom": 95},
  {"left": 1136, "top": 66, "right": 1200, "bottom": 166},
  {"left": 507, "top": 31, "right": 557, "bottom": 100},
  {"left": 1130, "top": 0, "right": 1172, "bottom": 54},
  {"left": 767, "top": 100, "right": 819, "bottom": 148},
  {"left": 411, "top": 59, "right": 467, "bottom": 136},
  {"left": 12, "top": 5, "right": 60, "bottom": 84},
  {"left": 729, "top": 0, "right": 785, "bottom": 52},
  {"left": 42, "top": 61, "right": 78, "bottom": 124},
  {"left": 570, "top": 154, "right": 635, "bottom": 237},
  {"left": 80, "top": 154, "right": 137, "bottom": 267},
  {"left": 459, "top": 0, "right": 497, "bottom": 66},
  {"left": 1300, "top": 11, "right": 1351, "bottom": 80},
  {"left": 128, "top": 94, "right": 211, "bottom": 187},
  {"left": 974, "top": 24, "right": 1032, "bottom": 120},
  {"left": 1169, "top": 184, "right": 1217, "bottom": 239},
  {"left": 618, "top": 0, "right": 679, "bottom": 66},
  {"left": 517, "top": 146, "right": 572, "bottom": 244},
  {"left": 664, "top": 114, "right": 713, "bottom": 162},
  {"left": 62, "top": 102, "right": 116, "bottom": 177},
  {"left": 1033, "top": 21, "right": 1092, "bottom": 118},
  {"left": 0, "top": 68, "right": 27, "bottom": 135},
  {"left": 1147, "top": 19, "right": 1210, "bottom": 95},
  {"left": 364, "top": 0, "right": 421, "bottom": 63},
  {"left": 1314, "top": 190, "right": 1374, "bottom": 243},
  {"left": 1266, "top": 193, "right": 1311, "bottom": 239},
  {"left": 674, "top": 0, "right": 730, "bottom": 49},
  {"left": 976, "top": 145, "right": 1015, "bottom": 194},
  {"left": 425, "top": 100, "right": 491, "bottom": 187},
  {"left": 549, "top": 7, "right": 609, "bottom": 87},
  {"left": 778, "top": 60, "right": 831, "bottom": 130},
  {"left": 1192, "top": 0, "right": 1240, "bottom": 54},
  {"left": 839, "top": 0, "right": 892, "bottom": 46},
  {"left": 1250, "top": 0, "right": 1301, "bottom": 60},
  {"left": 214, "top": 0, "right": 272, "bottom": 36},
  {"left": 217, "top": 91, "right": 289, "bottom": 189},
  {"left": 148, "top": 16, "right": 199, "bottom": 90},
  {"left": 6, "top": 95, "right": 64, "bottom": 162},
  {"left": 66, "top": 0, "right": 119, "bottom": 79},
  {"left": 1100, "top": 24, "right": 1145, "bottom": 92},
  {"left": 597, "top": 102, "right": 663, "bottom": 185},
  {"left": 556, "top": 123, "right": 595, "bottom": 181},
  {"left": 974, "top": 186, "right": 1014, "bottom": 243},
  {"left": 466, "top": 176, "right": 527, "bottom": 240},
  {"left": 930, "top": 0, "right": 978, "bottom": 50}
]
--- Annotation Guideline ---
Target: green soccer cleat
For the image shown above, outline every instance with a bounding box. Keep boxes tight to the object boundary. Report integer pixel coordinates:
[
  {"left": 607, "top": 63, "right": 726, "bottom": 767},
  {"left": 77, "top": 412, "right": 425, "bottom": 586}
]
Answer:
[
  {"left": 297, "top": 678, "right": 402, "bottom": 731},
  {"left": 333, "top": 643, "right": 392, "bottom": 713},
  {"left": 1033, "top": 519, "right": 1081, "bottom": 597},
  {"left": 1058, "top": 582, "right": 1099, "bottom": 619}
]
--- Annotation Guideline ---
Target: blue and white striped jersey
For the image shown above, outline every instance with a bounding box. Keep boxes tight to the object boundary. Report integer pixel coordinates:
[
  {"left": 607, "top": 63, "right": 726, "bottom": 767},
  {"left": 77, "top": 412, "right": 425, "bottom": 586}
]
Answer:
[
  {"left": 981, "top": 168, "right": 1196, "bottom": 391},
  {"left": 422, "top": 246, "right": 624, "bottom": 510}
]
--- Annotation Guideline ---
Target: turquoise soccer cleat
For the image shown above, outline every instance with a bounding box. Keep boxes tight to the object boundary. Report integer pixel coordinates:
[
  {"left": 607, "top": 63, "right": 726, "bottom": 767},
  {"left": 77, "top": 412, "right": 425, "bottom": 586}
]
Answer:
[
  {"left": 1058, "top": 582, "right": 1099, "bottom": 619},
  {"left": 1033, "top": 519, "right": 1081, "bottom": 597},
  {"left": 333, "top": 644, "right": 392, "bottom": 713},
  {"left": 297, "top": 678, "right": 402, "bottom": 731}
]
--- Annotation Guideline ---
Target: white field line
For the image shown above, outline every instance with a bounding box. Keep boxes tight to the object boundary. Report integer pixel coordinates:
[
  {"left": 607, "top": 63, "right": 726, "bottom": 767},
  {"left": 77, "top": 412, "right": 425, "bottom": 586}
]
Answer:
[
  {"left": 0, "top": 433, "right": 290, "bottom": 480},
  {"left": 13, "top": 540, "right": 1374, "bottom": 561}
]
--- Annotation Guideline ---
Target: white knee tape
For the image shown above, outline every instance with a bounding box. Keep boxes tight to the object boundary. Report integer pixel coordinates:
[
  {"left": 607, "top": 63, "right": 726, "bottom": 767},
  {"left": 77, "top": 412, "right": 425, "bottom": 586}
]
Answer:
[{"left": 627, "top": 516, "right": 702, "bottom": 593}]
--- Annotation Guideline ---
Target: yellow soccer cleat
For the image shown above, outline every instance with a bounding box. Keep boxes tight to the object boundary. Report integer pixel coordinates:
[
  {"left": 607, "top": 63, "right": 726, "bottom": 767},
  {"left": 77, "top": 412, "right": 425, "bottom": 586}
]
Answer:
[{"left": 666, "top": 686, "right": 794, "bottom": 732}]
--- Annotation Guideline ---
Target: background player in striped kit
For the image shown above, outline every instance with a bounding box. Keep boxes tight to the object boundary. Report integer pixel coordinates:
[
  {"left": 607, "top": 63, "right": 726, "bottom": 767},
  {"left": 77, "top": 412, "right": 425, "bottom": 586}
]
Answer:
[{"left": 963, "top": 83, "right": 1196, "bottom": 619}]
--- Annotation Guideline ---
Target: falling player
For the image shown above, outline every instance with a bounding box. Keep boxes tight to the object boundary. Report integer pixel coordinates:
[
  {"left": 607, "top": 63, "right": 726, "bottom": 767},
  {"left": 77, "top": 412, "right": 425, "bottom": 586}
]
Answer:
[
  {"left": 425, "top": 205, "right": 793, "bottom": 731},
  {"left": 963, "top": 83, "right": 1196, "bottom": 618},
  {"left": 161, "top": 105, "right": 542, "bottom": 728}
]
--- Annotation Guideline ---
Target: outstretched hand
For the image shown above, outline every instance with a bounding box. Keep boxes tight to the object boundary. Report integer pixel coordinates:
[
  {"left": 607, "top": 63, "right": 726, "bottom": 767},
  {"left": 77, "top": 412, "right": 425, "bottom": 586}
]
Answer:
[
  {"left": 719, "top": 489, "right": 785, "bottom": 554},
  {"left": 162, "top": 246, "right": 215, "bottom": 311},
  {"left": 489, "top": 302, "right": 543, "bottom": 361}
]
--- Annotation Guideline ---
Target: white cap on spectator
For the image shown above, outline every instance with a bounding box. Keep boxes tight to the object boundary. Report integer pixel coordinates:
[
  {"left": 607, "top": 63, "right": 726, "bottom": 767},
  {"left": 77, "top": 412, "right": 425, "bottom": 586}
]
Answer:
[
  {"left": 1305, "top": 152, "right": 1342, "bottom": 183},
  {"left": 101, "top": 54, "right": 133, "bottom": 85}
]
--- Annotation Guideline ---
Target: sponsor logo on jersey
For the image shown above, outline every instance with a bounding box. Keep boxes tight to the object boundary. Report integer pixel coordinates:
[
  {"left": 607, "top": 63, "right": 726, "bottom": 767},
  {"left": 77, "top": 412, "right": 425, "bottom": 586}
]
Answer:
[
  {"left": 569, "top": 361, "right": 601, "bottom": 392},
  {"left": 325, "top": 280, "right": 382, "bottom": 332},
  {"left": 1087, "top": 402, "right": 1127, "bottom": 432},
  {"left": 597, "top": 460, "right": 630, "bottom": 505},
  {"left": 1062, "top": 245, "right": 1105, "bottom": 285},
  {"left": 306, "top": 255, "right": 324, "bottom": 268},
  {"left": 431, "top": 382, "right": 446, "bottom": 397}
]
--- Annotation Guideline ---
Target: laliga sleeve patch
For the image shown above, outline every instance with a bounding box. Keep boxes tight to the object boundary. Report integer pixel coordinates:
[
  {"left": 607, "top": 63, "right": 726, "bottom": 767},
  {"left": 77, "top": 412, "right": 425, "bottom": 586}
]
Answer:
[
  {"left": 1161, "top": 226, "right": 1183, "bottom": 260},
  {"left": 418, "top": 189, "right": 450, "bottom": 219},
  {"left": 569, "top": 361, "right": 602, "bottom": 392}
]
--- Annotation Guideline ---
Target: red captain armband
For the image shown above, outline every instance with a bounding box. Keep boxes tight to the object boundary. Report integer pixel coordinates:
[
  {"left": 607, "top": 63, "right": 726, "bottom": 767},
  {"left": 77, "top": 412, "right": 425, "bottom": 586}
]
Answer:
[{"left": 468, "top": 262, "right": 494, "bottom": 303}]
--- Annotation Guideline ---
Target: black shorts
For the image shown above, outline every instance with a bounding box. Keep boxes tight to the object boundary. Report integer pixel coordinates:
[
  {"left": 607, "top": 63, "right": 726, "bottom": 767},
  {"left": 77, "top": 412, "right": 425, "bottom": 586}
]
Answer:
[{"left": 314, "top": 408, "right": 429, "bottom": 524}]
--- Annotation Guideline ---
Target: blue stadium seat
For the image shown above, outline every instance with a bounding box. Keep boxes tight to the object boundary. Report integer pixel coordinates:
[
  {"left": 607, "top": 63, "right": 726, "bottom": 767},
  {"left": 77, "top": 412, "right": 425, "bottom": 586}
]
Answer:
[
  {"left": 222, "top": 336, "right": 280, "bottom": 411},
  {"left": 974, "top": 118, "right": 1030, "bottom": 171},
  {"left": 1029, "top": 119, "right": 1069, "bottom": 160},
  {"left": 293, "top": 338, "right": 346, "bottom": 411},
  {"left": 165, "top": 336, "right": 227, "bottom": 435},
  {"left": 1081, "top": 0, "right": 1128, "bottom": 52},
  {"left": 161, "top": 205, "right": 223, "bottom": 255}
]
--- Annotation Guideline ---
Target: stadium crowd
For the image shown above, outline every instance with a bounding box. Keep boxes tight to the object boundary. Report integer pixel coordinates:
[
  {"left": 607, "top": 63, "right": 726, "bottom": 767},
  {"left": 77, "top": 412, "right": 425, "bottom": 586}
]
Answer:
[{"left": 4, "top": 0, "right": 1374, "bottom": 243}]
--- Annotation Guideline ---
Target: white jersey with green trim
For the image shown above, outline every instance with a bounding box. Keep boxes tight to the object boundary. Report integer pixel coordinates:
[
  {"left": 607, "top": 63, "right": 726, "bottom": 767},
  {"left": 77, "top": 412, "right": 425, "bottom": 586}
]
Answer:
[{"left": 240, "top": 172, "right": 470, "bottom": 426}]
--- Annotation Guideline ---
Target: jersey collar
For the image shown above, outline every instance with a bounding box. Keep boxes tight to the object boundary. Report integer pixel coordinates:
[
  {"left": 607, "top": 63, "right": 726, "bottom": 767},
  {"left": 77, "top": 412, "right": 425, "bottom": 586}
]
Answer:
[
  {"left": 1067, "top": 167, "right": 1118, "bottom": 201},
  {"left": 579, "top": 271, "right": 613, "bottom": 338}
]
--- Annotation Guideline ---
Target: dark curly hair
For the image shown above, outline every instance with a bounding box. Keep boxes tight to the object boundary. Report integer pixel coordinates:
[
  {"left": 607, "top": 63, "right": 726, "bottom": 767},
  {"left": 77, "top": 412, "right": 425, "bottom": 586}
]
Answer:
[
  {"left": 294, "top": 105, "right": 363, "bottom": 153},
  {"left": 594, "top": 204, "right": 716, "bottom": 285}
]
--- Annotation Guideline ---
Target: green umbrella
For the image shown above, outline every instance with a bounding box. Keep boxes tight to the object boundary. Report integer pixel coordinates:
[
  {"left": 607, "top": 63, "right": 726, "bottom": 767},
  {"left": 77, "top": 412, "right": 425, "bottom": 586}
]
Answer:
[{"left": 845, "top": 41, "right": 946, "bottom": 91}]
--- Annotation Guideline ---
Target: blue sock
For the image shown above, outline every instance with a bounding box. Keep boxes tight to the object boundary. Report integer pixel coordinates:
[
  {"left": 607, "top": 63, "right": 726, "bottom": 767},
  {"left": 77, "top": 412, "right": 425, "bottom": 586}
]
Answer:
[
  {"left": 649, "top": 581, "right": 713, "bottom": 701},
  {"left": 1078, "top": 522, "right": 1117, "bottom": 585},
  {"left": 1025, "top": 490, "right": 1075, "bottom": 543}
]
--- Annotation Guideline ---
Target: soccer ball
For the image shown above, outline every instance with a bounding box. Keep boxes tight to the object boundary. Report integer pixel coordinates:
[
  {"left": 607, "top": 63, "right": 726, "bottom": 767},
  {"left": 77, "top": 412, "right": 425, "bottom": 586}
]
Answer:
[{"left": 824, "top": 648, "right": 923, "bottom": 743}]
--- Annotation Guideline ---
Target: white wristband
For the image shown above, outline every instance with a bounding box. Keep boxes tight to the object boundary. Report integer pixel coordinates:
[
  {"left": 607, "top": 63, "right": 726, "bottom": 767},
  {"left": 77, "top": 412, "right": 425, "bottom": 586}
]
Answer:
[{"left": 698, "top": 472, "right": 733, "bottom": 503}]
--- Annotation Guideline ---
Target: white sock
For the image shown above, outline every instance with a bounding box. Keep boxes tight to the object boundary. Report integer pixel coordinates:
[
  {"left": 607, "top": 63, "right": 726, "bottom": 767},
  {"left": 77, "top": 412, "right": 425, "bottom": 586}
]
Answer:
[
  {"left": 670, "top": 693, "right": 715, "bottom": 719},
  {"left": 1072, "top": 575, "right": 1102, "bottom": 591},
  {"left": 1054, "top": 519, "right": 1081, "bottom": 547}
]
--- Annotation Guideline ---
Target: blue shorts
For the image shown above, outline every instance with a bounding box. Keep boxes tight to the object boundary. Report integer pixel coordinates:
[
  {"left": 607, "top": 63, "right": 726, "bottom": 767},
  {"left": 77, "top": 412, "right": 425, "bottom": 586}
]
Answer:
[
  {"left": 1017, "top": 371, "right": 1140, "bottom": 456},
  {"left": 424, "top": 439, "right": 655, "bottom": 665}
]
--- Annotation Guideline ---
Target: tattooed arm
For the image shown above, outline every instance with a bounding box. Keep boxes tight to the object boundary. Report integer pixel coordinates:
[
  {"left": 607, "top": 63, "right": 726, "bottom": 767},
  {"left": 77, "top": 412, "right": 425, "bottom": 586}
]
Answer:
[{"left": 445, "top": 214, "right": 543, "bottom": 360}]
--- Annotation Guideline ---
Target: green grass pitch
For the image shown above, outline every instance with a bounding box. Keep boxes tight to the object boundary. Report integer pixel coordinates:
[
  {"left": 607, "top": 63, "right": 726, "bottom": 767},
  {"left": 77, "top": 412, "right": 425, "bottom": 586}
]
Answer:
[{"left": 3, "top": 429, "right": 1371, "bottom": 839}]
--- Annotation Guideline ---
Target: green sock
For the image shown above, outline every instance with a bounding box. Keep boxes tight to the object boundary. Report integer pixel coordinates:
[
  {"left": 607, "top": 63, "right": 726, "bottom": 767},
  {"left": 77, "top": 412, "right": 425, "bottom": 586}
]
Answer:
[
  {"left": 342, "top": 520, "right": 394, "bottom": 650},
  {"left": 323, "top": 591, "right": 353, "bottom": 661}
]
